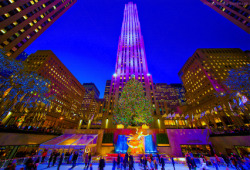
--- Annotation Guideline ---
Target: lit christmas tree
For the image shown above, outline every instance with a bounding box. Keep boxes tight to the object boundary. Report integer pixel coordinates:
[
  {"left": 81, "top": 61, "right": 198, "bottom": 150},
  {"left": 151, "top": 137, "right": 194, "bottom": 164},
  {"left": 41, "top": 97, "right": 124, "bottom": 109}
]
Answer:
[
  {"left": 224, "top": 64, "right": 250, "bottom": 98},
  {"left": 113, "top": 77, "right": 153, "bottom": 127}
]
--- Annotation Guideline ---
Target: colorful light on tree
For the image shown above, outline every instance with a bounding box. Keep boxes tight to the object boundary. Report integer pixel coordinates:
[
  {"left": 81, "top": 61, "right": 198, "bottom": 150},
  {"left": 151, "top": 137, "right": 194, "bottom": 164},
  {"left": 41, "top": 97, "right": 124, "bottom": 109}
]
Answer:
[{"left": 113, "top": 78, "right": 153, "bottom": 126}]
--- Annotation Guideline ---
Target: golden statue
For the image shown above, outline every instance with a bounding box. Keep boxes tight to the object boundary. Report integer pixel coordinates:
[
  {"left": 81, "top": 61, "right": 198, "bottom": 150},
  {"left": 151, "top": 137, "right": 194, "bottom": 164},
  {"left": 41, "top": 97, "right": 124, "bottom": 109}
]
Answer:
[{"left": 126, "top": 128, "right": 148, "bottom": 154}]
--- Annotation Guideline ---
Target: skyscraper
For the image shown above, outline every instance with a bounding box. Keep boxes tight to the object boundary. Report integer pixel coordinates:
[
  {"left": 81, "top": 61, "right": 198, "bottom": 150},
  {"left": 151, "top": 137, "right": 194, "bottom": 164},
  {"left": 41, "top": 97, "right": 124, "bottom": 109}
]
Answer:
[
  {"left": 178, "top": 48, "right": 250, "bottom": 128},
  {"left": 103, "top": 2, "right": 159, "bottom": 128},
  {"left": 201, "top": 0, "right": 250, "bottom": 33},
  {"left": 0, "top": 0, "right": 77, "bottom": 59},
  {"left": 23, "top": 50, "right": 85, "bottom": 129}
]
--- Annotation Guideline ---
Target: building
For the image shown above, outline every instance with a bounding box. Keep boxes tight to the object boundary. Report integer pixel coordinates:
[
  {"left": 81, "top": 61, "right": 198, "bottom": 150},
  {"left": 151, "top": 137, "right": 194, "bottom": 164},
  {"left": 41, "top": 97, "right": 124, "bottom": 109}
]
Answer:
[
  {"left": 104, "top": 80, "right": 111, "bottom": 101},
  {"left": 15, "top": 51, "right": 29, "bottom": 61},
  {"left": 82, "top": 83, "right": 100, "bottom": 99},
  {"left": 154, "top": 83, "right": 187, "bottom": 128},
  {"left": 81, "top": 83, "right": 101, "bottom": 129},
  {"left": 154, "top": 83, "right": 186, "bottom": 115},
  {"left": 201, "top": 0, "right": 250, "bottom": 33},
  {"left": 102, "top": 2, "right": 160, "bottom": 128},
  {"left": 23, "top": 50, "right": 85, "bottom": 129},
  {"left": 0, "top": 0, "right": 77, "bottom": 59},
  {"left": 178, "top": 48, "right": 250, "bottom": 129}
]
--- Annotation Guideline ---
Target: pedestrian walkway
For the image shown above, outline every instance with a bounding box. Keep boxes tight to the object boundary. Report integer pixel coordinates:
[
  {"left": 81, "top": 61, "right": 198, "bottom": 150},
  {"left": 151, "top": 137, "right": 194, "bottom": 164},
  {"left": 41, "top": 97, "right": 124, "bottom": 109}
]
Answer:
[{"left": 33, "top": 163, "right": 235, "bottom": 170}]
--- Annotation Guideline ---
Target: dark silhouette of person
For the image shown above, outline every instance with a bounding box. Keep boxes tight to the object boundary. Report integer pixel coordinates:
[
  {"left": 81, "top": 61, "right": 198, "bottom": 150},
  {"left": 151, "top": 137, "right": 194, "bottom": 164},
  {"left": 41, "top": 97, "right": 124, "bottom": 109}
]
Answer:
[
  {"left": 57, "top": 153, "right": 64, "bottom": 170},
  {"left": 71, "top": 151, "right": 78, "bottom": 168},
  {"left": 129, "top": 155, "right": 134, "bottom": 170},
  {"left": 48, "top": 153, "right": 54, "bottom": 168},
  {"left": 99, "top": 156, "right": 105, "bottom": 170}
]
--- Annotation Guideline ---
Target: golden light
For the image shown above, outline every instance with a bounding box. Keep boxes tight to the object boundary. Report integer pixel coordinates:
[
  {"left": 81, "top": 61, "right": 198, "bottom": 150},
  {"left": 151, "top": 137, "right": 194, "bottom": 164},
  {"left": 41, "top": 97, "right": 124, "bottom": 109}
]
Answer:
[
  {"left": 142, "top": 124, "right": 149, "bottom": 129},
  {"left": 117, "top": 124, "right": 124, "bottom": 129},
  {"left": 60, "top": 117, "right": 63, "bottom": 120}
]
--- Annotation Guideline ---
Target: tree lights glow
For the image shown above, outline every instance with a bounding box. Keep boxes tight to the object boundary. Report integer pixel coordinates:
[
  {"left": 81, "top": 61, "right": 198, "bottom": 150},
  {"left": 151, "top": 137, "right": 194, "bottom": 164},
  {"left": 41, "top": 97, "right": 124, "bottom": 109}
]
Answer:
[{"left": 113, "top": 78, "right": 153, "bottom": 127}]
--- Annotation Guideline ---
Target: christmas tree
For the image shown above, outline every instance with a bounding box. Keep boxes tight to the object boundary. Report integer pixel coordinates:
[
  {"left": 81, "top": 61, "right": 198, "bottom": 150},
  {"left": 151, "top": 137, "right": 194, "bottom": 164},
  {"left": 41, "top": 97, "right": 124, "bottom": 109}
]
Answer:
[
  {"left": 224, "top": 64, "right": 250, "bottom": 98},
  {"left": 113, "top": 77, "right": 153, "bottom": 127}
]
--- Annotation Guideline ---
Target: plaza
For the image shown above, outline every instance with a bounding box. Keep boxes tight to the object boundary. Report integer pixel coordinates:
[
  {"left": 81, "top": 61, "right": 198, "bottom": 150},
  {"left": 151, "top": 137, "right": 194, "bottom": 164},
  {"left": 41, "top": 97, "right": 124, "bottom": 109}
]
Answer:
[{"left": 0, "top": 1, "right": 249, "bottom": 170}]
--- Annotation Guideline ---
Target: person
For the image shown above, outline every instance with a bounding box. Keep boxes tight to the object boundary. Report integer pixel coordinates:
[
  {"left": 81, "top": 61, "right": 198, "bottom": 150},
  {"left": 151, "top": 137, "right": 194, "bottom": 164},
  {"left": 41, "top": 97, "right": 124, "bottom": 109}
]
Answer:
[
  {"left": 185, "top": 154, "right": 192, "bottom": 170},
  {"left": 189, "top": 152, "right": 194, "bottom": 158},
  {"left": 147, "top": 159, "right": 152, "bottom": 170},
  {"left": 68, "top": 151, "right": 73, "bottom": 164},
  {"left": 150, "top": 159, "right": 154, "bottom": 170},
  {"left": 171, "top": 156, "right": 175, "bottom": 170},
  {"left": 150, "top": 154, "right": 153, "bottom": 161},
  {"left": 124, "top": 152, "right": 128, "bottom": 170},
  {"left": 84, "top": 153, "right": 89, "bottom": 169},
  {"left": 71, "top": 151, "right": 78, "bottom": 168},
  {"left": 230, "top": 154, "right": 239, "bottom": 170},
  {"left": 143, "top": 155, "right": 147, "bottom": 170},
  {"left": 112, "top": 158, "right": 117, "bottom": 170},
  {"left": 140, "top": 156, "right": 143, "bottom": 167},
  {"left": 212, "top": 160, "right": 219, "bottom": 170},
  {"left": 160, "top": 155, "right": 165, "bottom": 170},
  {"left": 156, "top": 153, "right": 160, "bottom": 163},
  {"left": 117, "top": 153, "right": 121, "bottom": 169},
  {"left": 214, "top": 154, "right": 221, "bottom": 166},
  {"left": 89, "top": 163, "right": 93, "bottom": 170},
  {"left": 220, "top": 152, "right": 229, "bottom": 168},
  {"left": 153, "top": 159, "right": 158, "bottom": 170},
  {"left": 99, "top": 156, "right": 105, "bottom": 170},
  {"left": 129, "top": 154, "right": 134, "bottom": 170},
  {"left": 53, "top": 151, "right": 59, "bottom": 166},
  {"left": 34, "top": 157, "right": 40, "bottom": 170},
  {"left": 25, "top": 156, "right": 34, "bottom": 170},
  {"left": 88, "top": 153, "right": 92, "bottom": 168},
  {"left": 58, "top": 153, "right": 64, "bottom": 170},
  {"left": 41, "top": 150, "right": 47, "bottom": 163},
  {"left": 48, "top": 152, "right": 54, "bottom": 167},
  {"left": 191, "top": 158, "right": 197, "bottom": 170},
  {"left": 199, "top": 157, "right": 208, "bottom": 170}
]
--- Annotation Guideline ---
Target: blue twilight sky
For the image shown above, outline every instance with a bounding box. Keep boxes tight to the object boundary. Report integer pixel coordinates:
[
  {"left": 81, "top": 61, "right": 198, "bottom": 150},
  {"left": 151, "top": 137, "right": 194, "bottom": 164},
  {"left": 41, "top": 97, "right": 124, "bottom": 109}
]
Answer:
[{"left": 25, "top": 0, "right": 250, "bottom": 98}]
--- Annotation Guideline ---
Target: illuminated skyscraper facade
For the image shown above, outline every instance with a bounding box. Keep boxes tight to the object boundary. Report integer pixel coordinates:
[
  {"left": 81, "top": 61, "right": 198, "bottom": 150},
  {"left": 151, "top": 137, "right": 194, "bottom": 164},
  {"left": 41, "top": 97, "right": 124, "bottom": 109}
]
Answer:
[
  {"left": 0, "top": 0, "right": 77, "bottom": 59},
  {"left": 201, "top": 0, "right": 250, "bottom": 33},
  {"left": 23, "top": 50, "right": 85, "bottom": 128},
  {"left": 103, "top": 2, "right": 158, "bottom": 127},
  {"left": 179, "top": 48, "right": 250, "bottom": 128}
]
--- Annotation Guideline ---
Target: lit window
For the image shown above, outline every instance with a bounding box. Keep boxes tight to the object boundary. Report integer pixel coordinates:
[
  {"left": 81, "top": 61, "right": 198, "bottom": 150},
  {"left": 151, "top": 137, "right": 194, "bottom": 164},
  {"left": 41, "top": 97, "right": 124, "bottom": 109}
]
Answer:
[
  {"left": 30, "top": 1, "right": 35, "bottom": 5},
  {"left": 12, "top": 47, "right": 17, "bottom": 51},
  {"left": 53, "top": 6, "right": 56, "bottom": 9},
  {"left": 20, "top": 29, "right": 24, "bottom": 32},
  {"left": 23, "top": 15, "right": 28, "bottom": 19},
  {"left": 29, "top": 22, "right": 33, "bottom": 26},
  {"left": 9, "top": 0, "right": 15, "bottom": 3},
  {"left": 43, "top": 4, "right": 46, "bottom": 8},
  {"left": 13, "top": 21, "right": 18, "bottom": 26},
  {"left": 3, "top": 41, "right": 9, "bottom": 45},
  {"left": 1, "top": 29, "right": 6, "bottom": 34},
  {"left": 5, "top": 13, "right": 10, "bottom": 17},
  {"left": 40, "top": 14, "right": 44, "bottom": 18},
  {"left": 16, "top": 7, "right": 21, "bottom": 12},
  {"left": 6, "top": 52, "right": 11, "bottom": 56}
]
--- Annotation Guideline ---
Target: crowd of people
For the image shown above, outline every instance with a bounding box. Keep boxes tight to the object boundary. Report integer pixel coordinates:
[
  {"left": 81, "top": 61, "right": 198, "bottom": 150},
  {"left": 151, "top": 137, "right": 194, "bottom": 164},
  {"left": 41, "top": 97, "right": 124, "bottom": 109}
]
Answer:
[
  {"left": 185, "top": 152, "right": 250, "bottom": 170},
  {"left": 3, "top": 150, "right": 250, "bottom": 170},
  {"left": 0, "top": 121, "right": 62, "bottom": 135}
]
